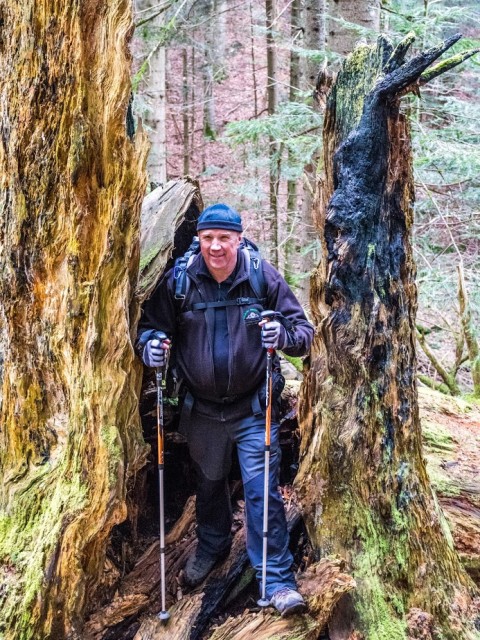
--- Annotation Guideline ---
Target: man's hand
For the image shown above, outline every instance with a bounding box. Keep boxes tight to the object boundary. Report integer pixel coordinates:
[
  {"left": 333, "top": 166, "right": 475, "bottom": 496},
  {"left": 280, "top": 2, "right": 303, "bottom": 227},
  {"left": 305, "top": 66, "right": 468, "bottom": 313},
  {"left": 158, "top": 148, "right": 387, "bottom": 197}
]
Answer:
[
  {"left": 143, "top": 338, "right": 170, "bottom": 368},
  {"left": 260, "top": 320, "right": 288, "bottom": 351}
]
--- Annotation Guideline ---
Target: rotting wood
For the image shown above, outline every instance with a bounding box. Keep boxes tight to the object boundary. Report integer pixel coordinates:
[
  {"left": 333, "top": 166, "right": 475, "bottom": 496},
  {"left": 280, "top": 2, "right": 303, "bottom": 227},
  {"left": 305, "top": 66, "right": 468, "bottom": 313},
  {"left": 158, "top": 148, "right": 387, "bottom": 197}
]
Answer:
[
  {"left": 207, "top": 558, "right": 355, "bottom": 640},
  {"left": 83, "top": 496, "right": 196, "bottom": 639},
  {"left": 419, "top": 388, "right": 480, "bottom": 583},
  {"left": 137, "top": 178, "right": 202, "bottom": 303},
  {"left": 86, "top": 497, "right": 305, "bottom": 640}
]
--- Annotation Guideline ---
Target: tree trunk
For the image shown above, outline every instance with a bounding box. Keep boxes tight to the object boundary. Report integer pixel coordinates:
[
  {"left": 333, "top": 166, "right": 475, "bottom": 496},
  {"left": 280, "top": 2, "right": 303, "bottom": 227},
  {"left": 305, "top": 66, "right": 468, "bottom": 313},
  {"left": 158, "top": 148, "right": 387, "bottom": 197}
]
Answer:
[
  {"left": 0, "top": 2, "right": 149, "bottom": 639},
  {"left": 327, "top": 0, "right": 380, "bottom": 57},
  {"left": 296, "top": 35, "right": 479, "bottom": 639},
  {"left": 458, "top": 264, "right": 480, "bottom": 398},
  {"left": 145, "top": 7, "right": 168, "bottom": 187},
  {"left": 285, "top": 0, "right": 302, "bottom": 289},
  {"left": 134, "top": 0, "right": 168, "bottom": 188},
  {"left": 304, "top": 0, "right": 326, "bottom": 90},
  {"left": 289, "top": 0, "right": 326, "bottom": 307},
  {"left": 266, "top": 0, "right": 280, "bottom": 268},
  {"left": 182, "top": 49, "right": 190, "bottom": 176},
  {"left": 202, "top": 1, "right": 217, "bottom": 141}
]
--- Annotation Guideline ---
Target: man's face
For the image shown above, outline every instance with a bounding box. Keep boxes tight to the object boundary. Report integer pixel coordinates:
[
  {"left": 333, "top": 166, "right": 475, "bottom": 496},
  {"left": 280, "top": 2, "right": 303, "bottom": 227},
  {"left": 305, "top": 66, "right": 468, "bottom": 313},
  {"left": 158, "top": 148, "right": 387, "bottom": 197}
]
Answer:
[{"left": 198, "top": 229, "right": 242, "bottom": 280}]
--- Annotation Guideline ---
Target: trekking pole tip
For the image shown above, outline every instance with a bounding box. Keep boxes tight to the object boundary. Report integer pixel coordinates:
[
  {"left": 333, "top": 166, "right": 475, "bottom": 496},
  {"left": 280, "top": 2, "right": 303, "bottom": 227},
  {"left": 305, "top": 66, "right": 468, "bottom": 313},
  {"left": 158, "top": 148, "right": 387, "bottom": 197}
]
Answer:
[
  {"left": 257, "top": 597, "right": 270, "bottom": 608},
  {"left": 158, "top": 610, "right": 170, "bottom": 622}
]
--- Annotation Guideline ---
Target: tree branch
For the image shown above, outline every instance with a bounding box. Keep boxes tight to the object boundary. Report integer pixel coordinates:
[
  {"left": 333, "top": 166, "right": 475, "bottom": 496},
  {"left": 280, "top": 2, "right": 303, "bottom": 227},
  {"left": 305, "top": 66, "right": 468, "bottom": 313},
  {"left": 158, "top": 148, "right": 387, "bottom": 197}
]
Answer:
[
  {"left": 383, "top": 31, "right": 415, "bottom": 74},
  {"left": 420, "top": 48, "right": 480, "bottom": 85},
  {"left": 376, "top": 33, "right": 462, "bottom": 97},
  {"left": 135, "top": 1, "right": 172, "bottom": 29},
  {"left": 458, "top": 264, "right": 480, "bottom": 397},
  {"left": 417, "top": 332, "right": 460, "bottom": 395}
]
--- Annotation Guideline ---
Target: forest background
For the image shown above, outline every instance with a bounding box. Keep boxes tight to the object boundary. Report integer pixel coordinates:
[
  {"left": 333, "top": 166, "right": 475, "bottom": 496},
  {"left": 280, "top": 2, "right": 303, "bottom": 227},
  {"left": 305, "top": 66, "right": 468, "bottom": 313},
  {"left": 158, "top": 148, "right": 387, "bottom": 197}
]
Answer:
[{"left": 133, "top": 0, "right": 480, "bottom": 397}]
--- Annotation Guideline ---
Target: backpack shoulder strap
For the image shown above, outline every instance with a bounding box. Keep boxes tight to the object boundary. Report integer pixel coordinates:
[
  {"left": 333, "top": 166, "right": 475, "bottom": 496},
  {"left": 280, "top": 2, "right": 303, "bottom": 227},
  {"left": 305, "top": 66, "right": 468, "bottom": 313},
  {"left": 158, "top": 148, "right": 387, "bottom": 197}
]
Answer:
[
  {"left": 241, "top": 238, "right": 267, "bottom": 302},
  {"left": 174, "top": 236, "right": 200, "bottom": 302}
]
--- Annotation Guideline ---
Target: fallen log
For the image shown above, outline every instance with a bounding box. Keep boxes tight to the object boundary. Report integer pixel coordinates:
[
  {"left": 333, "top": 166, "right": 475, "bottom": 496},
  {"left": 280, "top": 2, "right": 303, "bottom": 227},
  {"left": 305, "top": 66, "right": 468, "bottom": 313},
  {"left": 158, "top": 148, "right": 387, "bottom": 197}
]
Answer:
[
  {"left": 83, "top": 496, "right": 197, "bottom": 639},
  {"left": 137, "top": 177, "right": 202, "bottom": 303},
  {"left": 132, "top": 501, "right": 304, "bottom": 640},
  {"left": 419, "top": 387, "right": 480, "bottom": 582}
]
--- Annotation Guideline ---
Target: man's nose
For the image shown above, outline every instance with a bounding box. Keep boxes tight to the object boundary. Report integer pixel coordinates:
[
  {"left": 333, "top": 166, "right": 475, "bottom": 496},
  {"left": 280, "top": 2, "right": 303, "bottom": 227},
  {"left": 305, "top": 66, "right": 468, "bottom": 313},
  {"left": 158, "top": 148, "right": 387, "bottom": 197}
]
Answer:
[{"left": 211, "top": 239, "right": 222, "bottom": 250}]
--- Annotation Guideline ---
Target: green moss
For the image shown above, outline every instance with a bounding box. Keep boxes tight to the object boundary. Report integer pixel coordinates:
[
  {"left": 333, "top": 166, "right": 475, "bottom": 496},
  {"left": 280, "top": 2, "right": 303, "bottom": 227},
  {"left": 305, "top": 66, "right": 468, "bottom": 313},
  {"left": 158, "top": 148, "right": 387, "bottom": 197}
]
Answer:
[
  {"left": 456, "top": 393, "right": 480, "bottom": 409},
  {"left": 355, "top": 560, "right": 407, "bottom": 640},
  {"left": 100, "top": 425, "right": 123, "bottom": 488},
  {"left": 425, "top": 461, "right": 461, "bottom": 499},
  {"left": 421, "top": 419, "right": 455, "bottom": 454},
  {"left": 204, "top": 122, "right": 217, "bottom": 141},
  {"left": 139, "top": 245, "right": 159, "bottom": 273},
  {"left": 345, "top": 505, "right": 416, "bottom": 640},
  {"left": 335, "top": 44, "right": 383, "bottom": 139},
  {"left": 281, "top": 354, "right": 304, "bottom": 372},
  {"left": 0, "top": 462, "right": 88, "bottom": 634}
]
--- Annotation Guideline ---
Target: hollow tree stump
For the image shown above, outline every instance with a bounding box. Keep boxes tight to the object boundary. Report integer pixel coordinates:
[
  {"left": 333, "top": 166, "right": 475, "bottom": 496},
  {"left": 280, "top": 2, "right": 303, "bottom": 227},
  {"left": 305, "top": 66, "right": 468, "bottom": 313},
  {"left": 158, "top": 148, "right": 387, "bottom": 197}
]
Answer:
[{"left": 296, "top": 34, "right": 479, "bottom": 640}]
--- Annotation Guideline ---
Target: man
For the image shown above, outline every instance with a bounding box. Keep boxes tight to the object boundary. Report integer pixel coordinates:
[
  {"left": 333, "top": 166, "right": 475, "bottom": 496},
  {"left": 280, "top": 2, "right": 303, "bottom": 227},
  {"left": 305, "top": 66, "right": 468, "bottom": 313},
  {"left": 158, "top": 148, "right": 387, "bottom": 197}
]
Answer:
[{"left": 137, "top": 203, "right": 314, "bottom": 616}]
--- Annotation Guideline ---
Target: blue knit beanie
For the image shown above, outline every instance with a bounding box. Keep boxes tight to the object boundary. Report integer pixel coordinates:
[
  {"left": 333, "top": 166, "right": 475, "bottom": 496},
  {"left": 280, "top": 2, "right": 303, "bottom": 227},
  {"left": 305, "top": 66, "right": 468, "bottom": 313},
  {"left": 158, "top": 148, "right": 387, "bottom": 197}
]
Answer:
[{"left": 197, "top": 203, "right": 243, "bottom": 232}]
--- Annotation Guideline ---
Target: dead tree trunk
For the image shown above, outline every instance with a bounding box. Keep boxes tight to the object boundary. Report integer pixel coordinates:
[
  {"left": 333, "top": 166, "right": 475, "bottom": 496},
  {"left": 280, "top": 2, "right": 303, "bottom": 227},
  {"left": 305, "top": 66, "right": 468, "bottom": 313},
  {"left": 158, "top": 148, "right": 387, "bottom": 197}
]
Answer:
[
  {"left": 296, "top": 34, "right": 479, "bottom": 639},
  {"left": 0, "top": 2, "right": 148, "bottom": 638}
]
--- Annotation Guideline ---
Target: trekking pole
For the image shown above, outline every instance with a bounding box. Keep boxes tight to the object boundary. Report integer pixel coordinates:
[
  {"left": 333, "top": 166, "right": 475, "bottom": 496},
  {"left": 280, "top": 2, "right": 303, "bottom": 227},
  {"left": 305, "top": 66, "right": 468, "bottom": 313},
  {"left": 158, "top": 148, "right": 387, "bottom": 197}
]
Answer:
[
  {"left": 155, "top": 331, "right": 170, "bottom": 622},
  {"left": 257, "top": 310, "right": 278, "bottom": 608}
]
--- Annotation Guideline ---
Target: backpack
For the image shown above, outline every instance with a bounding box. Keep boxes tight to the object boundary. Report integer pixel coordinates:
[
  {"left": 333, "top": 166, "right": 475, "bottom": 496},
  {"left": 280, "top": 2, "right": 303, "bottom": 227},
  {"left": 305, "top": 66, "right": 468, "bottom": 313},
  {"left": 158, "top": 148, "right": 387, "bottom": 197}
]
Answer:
[{"left": 173, "top": 237, "right": 267, "bottom": 310}]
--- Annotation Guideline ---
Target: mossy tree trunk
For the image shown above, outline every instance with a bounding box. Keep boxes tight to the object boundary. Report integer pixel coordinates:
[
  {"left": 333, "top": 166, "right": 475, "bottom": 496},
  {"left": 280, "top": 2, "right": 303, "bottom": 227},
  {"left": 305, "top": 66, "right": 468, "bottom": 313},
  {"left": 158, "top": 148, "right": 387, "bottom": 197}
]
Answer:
[
  {"left": 0, "top": 2, "right": 148, "bottom": 639},
  {"left": 296, "top": 35, "right": 479, "bottom": 640}
]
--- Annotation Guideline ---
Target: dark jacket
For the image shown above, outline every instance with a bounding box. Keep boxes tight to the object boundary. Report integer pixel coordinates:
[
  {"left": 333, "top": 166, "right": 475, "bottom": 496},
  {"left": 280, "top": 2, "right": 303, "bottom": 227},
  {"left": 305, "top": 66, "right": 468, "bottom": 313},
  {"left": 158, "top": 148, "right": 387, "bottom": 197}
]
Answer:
[{"left": 137, "top": 250, "right": 314, "bottom": 403}]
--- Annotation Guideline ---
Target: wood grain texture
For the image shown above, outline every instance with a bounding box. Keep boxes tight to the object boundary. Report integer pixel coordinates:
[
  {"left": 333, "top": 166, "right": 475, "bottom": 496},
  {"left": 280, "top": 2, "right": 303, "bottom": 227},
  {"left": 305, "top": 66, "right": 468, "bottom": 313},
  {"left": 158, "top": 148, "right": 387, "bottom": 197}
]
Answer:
[{"left": 0, "top": 1, "right": 148, "bottom": 637}]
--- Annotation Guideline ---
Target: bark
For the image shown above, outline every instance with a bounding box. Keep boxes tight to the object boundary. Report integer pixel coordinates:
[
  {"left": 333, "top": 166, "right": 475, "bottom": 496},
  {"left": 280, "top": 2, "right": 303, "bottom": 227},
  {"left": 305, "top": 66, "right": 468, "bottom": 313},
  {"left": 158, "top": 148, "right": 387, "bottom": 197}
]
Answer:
[
  {"left": 182, "top": 49, "right": 190, "bottom": 176},
  {"left": 327, "top": 0, "right": 380, "bottom": 57},
  {"left": 249, "top": 0, "right": 259, "bottom": 119},
  {"left": 288, "top": 0, "right": 326, "bottom": 307},
  {"left": 208, "top": 558, "right": 355, "bottom": 640},
  {"left": 0, "top": 2, "right": 149, "bottom": 639},
  {"left": 145, "top": 8, "right": 168, "bottom": 187},
  {"left": 296, "top": 34, "right": 479, "bottom": 639},
  {"left": 285, "top": 0, "right": 302, "bottom": 290},
  {"left": 85, "top": 498, "right": 305, "bottom": 639},
  {"left": 304, "top": 0, "right": 326, "bottom": 90}
]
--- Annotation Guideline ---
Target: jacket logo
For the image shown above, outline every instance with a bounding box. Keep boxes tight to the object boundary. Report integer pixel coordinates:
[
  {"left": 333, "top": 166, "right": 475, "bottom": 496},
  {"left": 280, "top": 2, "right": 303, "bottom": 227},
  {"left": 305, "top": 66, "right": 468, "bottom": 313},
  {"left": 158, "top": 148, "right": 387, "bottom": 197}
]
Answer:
[{"left": 243, "top": 308, "right": 261, "bottom": 326}]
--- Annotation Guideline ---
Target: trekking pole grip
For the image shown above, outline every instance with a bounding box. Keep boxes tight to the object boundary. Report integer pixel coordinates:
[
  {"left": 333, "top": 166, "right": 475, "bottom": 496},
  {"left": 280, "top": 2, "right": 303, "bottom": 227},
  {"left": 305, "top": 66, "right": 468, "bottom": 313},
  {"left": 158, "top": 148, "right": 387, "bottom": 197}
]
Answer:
[{"left": 260, "top": 310, "right": 279, "bottom": 355}]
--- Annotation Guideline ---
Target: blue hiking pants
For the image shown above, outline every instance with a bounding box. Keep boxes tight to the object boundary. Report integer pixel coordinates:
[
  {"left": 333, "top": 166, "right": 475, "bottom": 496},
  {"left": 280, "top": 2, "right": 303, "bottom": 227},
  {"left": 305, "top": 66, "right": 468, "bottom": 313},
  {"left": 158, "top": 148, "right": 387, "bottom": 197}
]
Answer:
[{"left": 185, "top": 410, "right": 296, "bottom": 599}]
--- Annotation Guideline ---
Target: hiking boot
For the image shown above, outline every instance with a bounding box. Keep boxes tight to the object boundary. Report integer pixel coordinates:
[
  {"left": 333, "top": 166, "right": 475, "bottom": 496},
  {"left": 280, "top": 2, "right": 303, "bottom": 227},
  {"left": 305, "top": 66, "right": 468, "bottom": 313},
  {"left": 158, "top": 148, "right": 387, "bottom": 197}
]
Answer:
[
  {"left": 183, "top": 550, "right": 223, "bottom": 588},
  {"left": 270, "top": 587, "right": 307, "bottom": 617}
]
